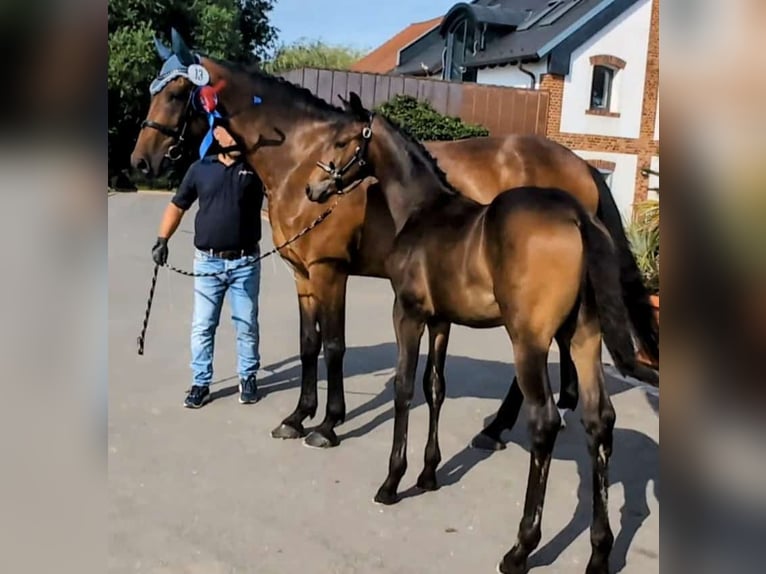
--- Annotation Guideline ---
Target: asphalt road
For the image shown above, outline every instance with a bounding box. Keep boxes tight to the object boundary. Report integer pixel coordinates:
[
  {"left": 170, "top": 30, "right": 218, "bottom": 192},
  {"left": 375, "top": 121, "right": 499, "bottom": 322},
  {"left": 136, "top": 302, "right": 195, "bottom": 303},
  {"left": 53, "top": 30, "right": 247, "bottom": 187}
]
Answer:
[{"left": 109, "top": 192, "right": 659, "bottom": 574}]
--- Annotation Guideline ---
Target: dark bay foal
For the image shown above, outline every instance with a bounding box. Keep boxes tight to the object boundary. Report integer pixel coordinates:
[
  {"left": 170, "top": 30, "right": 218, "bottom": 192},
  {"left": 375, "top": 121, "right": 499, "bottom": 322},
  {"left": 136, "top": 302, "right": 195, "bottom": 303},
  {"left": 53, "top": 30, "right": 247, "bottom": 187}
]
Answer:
[{"left": 305, "top": 94, "right": 658, "bottom": 574}]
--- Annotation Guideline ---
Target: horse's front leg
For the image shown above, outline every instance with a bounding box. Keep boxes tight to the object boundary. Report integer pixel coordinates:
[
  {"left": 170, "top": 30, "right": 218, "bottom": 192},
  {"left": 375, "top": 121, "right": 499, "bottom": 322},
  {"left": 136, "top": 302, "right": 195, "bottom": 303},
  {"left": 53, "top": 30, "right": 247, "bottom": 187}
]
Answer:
[
  {"left": 304, "top": 264, "right": 349, "bottom": 448},
  {"left": 415, "top": 320, "right": 450, "bottom": 491},
  {"left": 374, "top": 298, "right": 425, "bottom": 504},
  {"left": 272, "top": 275, "right": 321, "bottom": 439}
]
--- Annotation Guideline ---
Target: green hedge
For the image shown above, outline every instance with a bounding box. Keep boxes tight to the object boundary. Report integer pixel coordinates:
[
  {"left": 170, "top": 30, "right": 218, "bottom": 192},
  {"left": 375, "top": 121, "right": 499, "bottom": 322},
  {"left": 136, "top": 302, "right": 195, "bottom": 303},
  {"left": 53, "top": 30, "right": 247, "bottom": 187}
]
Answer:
[{"left": 375, "top": 94, "right": 489, "bottom": 141}]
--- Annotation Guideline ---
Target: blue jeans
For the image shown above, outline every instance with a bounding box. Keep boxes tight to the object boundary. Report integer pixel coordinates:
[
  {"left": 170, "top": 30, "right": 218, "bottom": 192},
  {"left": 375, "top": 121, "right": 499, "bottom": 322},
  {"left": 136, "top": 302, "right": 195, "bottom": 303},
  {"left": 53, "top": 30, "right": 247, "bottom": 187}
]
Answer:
[{"left": 190, "top": 249, "right": 261, "bottom": 387}]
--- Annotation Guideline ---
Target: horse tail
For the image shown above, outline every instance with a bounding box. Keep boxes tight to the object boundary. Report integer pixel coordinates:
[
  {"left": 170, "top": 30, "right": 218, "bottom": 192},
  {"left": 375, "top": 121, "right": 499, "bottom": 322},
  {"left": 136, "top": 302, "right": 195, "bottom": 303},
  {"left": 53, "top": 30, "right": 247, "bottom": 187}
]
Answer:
[
  {"left": 578, "top": 207, "right": 659, "bottom": 386},
  {"left": 589, "top": 164, "right": 659, "bottom": 366}
]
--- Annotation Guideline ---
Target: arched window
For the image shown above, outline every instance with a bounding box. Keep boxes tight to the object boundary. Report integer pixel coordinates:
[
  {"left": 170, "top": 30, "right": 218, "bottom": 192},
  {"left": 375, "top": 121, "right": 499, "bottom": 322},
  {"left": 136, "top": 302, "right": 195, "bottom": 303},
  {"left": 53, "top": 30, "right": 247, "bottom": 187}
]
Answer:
[{"left": 444, "top": 18, "right": 477, "bottom": 82}]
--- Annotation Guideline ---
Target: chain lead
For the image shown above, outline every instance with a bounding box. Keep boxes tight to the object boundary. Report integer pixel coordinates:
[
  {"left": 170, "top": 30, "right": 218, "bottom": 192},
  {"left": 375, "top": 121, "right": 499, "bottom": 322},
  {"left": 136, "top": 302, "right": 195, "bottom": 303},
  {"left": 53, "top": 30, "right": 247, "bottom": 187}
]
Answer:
[{"left": 136, "top": 195, "right": 346, "bottom": 355}]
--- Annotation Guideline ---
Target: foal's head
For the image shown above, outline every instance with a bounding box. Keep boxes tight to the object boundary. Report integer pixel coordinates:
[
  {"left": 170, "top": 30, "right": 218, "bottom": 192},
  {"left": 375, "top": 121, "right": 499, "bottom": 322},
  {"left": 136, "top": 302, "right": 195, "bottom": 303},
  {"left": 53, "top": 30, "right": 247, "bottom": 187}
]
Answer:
[{"left": 305, "top": 93, "right": 376, "bottom": 203}]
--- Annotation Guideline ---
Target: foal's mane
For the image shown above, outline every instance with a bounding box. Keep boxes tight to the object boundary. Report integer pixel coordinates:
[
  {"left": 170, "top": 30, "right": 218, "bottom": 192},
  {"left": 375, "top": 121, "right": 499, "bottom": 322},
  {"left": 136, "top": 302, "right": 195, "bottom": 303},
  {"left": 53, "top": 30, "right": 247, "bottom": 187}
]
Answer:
[{"left": 378, "top": 115, "right": 459, "bottom": 196}]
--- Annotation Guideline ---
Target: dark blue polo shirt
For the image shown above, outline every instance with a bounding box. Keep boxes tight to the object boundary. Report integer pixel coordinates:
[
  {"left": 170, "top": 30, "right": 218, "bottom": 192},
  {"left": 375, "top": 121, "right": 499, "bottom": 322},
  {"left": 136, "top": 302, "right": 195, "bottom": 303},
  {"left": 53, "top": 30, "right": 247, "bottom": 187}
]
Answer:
[{"left": 171, "top": 156, "right": 265, "bottom": 252}]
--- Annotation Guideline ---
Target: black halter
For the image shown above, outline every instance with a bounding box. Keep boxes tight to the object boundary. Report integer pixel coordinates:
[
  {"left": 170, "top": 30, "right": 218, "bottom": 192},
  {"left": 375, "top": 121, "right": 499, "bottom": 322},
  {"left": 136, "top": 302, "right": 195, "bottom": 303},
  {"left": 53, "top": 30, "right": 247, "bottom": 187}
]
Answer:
[
  {"left": 315, "top": 115, "right": 374, "bottom": 192},
  {"left": 140, "top": 89, "right": 197, "bottom": 161}
]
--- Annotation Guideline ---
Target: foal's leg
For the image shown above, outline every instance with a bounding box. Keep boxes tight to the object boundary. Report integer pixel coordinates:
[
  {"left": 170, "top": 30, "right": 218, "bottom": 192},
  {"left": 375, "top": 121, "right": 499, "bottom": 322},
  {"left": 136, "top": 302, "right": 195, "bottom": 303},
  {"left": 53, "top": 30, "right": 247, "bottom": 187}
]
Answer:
[
  {"left": 305, "top": 265, "right": 349, "bottom": 448},
  {"left": 570, "top": 311, "right": 616, "bottom": 574},
  {"left": 415, "top": 320, "right": 450, "bottom": 491},
  {"left": 272, "top": 276, "right": 320, "bottom": 439},
  {"left": 498, "top": 339, "right": 561, "bottom": 574},
  {"left": 374, "top": 299, "right": 425, "bottom": 505}
]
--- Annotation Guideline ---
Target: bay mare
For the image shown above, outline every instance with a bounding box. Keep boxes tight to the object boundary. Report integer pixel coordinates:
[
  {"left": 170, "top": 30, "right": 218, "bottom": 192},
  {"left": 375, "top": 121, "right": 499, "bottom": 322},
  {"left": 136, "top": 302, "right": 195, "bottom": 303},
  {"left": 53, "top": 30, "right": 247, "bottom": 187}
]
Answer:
[
  {"left": 130, "top": 32, "right": 658, "bottom": 450},
  {"left": 304, "top": 93, "right": 657, "bottom": 574}
]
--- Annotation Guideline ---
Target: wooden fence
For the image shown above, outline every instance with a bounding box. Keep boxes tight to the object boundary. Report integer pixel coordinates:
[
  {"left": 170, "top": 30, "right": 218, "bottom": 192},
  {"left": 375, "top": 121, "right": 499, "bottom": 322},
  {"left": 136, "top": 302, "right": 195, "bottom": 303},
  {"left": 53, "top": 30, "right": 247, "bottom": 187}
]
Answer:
[{"left": 280, "top": 68, "right": 549, "bottom": 137}]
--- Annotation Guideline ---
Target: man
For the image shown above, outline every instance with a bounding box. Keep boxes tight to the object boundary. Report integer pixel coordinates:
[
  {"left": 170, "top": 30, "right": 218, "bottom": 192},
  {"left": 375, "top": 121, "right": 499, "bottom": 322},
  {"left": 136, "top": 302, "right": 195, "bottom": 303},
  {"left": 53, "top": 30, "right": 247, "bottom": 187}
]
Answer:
[{"left": 151, "top": 120, "right": 264, "bottom": 408}]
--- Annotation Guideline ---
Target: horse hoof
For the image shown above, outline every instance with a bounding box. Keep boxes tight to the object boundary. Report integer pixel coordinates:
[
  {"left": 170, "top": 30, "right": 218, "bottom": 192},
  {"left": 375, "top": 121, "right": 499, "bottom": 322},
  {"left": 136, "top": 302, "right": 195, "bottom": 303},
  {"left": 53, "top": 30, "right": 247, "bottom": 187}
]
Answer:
[
  {"left": 303, "top": 429, "right": 340, "bottom": 449},
  {"left": 415, "top": 473, "right": 439, "bottom": 491},
  {"left": 373, "top": 488, "right": 399, "bottom": 506},
  {"left": 271, "top": 423, "right": 304, "bottom": 440},
  {"left": 496, "top": 560, "right": 526, "bottom": 574},
  {"left": 470, "top": 432, "right": 506, "bottom": 451},
  {"left": 585, "top": 556, "right": 609, "bottom": 574}
]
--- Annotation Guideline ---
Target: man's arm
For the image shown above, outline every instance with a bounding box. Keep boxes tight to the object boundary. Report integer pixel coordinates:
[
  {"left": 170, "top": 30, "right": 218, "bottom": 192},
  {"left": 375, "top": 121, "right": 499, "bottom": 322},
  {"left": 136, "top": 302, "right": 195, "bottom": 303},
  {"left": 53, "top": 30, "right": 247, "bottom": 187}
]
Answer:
[
  {"left": 158, "top": 202, "right": 185, "bottom": 239},
  {"left": 152, "top": 163, "right": 197, "bottom": 265}
]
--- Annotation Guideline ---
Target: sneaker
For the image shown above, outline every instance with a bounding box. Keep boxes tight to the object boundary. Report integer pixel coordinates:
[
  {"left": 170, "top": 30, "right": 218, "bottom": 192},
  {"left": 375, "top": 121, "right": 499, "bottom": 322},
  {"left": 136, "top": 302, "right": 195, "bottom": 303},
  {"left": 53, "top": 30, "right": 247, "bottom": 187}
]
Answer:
[
  {"left": 184, "top": 385, "right": 211, "bottom": 409},
  {"left": 239, "top": 374, "right": 259, "bottom": 404}
]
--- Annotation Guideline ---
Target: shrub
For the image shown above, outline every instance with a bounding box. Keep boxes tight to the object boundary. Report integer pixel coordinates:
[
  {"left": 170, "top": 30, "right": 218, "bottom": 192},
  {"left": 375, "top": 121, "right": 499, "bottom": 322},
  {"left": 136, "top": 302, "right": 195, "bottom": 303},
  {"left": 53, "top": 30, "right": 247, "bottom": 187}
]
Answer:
[
  {"left": 375, "top": 94, "right": 489, "bottom": 141},
  {"left": 628, "top": 198, "right": 660, "bottom": 294}
]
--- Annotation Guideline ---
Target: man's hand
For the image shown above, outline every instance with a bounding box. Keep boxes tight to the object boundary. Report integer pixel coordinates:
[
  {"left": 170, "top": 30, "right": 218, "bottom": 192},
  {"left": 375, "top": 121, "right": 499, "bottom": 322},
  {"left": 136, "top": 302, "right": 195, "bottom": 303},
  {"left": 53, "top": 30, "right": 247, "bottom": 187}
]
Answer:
[{"left": 152, "top": 237, "right": 169, "bottom": 265}]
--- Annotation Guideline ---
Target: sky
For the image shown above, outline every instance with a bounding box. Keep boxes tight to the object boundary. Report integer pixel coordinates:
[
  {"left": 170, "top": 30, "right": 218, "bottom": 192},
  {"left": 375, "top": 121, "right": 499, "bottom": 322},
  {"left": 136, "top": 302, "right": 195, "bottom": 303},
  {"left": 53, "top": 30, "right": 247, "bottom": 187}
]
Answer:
[{"left": 269, "top": 0, "right": 458, "bottom": 52}]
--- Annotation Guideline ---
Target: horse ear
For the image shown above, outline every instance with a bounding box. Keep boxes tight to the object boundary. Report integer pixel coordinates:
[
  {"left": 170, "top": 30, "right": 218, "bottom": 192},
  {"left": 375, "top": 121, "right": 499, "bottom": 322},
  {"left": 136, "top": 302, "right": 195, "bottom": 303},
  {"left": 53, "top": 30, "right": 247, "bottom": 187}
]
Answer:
[
  {"left": 153, "top": 35, "right": 173, "bottom": 61},
  {"left": 348, "top": 92, "right": 369, "bottom": 121},
  {"left": 337, "top": 93, "right": 350, "bottom": 109},
  {"left": 171, "top": 27, "right": 195, "bottom": 66}
]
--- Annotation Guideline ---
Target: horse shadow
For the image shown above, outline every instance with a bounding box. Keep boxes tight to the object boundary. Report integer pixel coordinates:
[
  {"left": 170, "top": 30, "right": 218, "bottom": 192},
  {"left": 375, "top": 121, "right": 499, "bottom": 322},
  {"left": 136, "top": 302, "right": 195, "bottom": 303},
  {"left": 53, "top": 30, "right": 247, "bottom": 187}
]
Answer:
[
  {"left": 431, "top": 417, "right": 659, "bottom": 573},
  {"left": 216, "top": 342, "right": 658, "bottom": 570}
]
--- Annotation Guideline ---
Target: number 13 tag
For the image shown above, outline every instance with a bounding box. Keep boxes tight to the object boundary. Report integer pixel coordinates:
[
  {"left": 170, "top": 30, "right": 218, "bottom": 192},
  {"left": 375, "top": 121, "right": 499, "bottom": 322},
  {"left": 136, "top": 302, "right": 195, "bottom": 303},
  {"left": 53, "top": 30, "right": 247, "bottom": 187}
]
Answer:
[{"left": 187, "top": 64, "right": 210, "bottom": 86}]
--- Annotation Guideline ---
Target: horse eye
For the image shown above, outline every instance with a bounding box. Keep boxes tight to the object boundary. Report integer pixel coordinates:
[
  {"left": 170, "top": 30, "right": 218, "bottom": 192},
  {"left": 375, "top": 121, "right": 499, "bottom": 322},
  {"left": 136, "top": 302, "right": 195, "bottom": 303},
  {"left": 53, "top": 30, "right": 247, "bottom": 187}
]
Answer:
[
  {"left": 168, "top": 91, "right": 185, "bottom": 101},
  {"left": 334, "top": 140, "right": 349, "bottom": 149}
]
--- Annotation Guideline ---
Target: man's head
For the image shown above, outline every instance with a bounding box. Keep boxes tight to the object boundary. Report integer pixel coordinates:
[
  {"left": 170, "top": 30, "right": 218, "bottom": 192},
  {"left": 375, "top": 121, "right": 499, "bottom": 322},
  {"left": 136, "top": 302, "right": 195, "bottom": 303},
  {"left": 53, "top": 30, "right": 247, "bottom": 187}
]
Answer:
[
  {"left": 212, "top": 122, "right": 241, "bottom": 157},
  {"left": 213, "top": 124, "right": 236, "bottom": 147}
]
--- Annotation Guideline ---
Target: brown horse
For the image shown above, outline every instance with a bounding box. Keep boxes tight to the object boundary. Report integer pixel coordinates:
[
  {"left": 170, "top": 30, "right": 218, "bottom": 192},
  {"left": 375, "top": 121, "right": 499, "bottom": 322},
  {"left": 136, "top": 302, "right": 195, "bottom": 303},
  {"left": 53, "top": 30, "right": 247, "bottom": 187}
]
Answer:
[
  {"left": 130, "top": 31, "right": 658, "bottom": 451},
  {"left": 305, "top": 93, "right": 657, "bottom": 574}
]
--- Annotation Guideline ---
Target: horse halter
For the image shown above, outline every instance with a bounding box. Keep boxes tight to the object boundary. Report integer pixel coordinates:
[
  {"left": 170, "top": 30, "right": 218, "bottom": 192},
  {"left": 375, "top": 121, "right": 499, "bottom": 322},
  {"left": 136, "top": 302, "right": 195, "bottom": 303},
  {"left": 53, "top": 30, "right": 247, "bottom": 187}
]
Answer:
[
  {"left": 316, "top": 116, "right": 374, "bottom": 193},
  {"left": 140, "top": 89, "right": 196, "bottom": 162}
]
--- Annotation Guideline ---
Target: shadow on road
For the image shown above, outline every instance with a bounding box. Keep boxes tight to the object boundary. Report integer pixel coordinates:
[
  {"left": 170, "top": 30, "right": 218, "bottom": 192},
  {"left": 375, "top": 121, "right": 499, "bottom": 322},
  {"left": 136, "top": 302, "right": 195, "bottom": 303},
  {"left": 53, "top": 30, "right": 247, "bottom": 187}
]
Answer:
[{"left": 250, "top": 342, "right": 658, "bottom": 573}]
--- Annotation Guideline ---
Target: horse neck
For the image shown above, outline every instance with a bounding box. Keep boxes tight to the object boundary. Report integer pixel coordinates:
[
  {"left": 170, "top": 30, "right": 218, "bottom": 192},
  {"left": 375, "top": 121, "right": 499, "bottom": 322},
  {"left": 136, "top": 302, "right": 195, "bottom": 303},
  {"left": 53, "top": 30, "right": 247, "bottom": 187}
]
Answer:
[
  {"left": 369, "top": 121, "right": 453, "bottom": 233},
  {"left": 202, "top": 58, "right": 342, "bottom": 196}
]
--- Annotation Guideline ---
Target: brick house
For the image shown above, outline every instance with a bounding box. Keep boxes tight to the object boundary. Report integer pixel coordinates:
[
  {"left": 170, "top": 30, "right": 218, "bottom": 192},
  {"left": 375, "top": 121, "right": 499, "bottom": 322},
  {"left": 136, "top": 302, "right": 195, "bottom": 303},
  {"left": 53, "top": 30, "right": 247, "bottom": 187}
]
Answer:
[{"left": 352, "top": 0, "right": 659, "bottom": 219}]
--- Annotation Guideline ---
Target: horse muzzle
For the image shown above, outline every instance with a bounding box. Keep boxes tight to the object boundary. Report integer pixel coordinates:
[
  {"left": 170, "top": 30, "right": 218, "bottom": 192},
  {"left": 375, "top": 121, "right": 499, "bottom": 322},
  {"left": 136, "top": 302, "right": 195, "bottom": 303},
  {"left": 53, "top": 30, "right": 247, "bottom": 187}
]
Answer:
[{"left": 305, "top": 179, "right": 336, "bottom": 203}]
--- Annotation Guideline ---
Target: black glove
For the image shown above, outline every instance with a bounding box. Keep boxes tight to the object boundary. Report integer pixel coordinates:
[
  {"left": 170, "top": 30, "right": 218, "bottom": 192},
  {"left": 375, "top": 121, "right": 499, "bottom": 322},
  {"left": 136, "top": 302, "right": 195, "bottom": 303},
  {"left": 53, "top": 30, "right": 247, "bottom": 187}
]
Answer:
[{"left": 152, "top": 237, "right": 169, "bottom": 265}]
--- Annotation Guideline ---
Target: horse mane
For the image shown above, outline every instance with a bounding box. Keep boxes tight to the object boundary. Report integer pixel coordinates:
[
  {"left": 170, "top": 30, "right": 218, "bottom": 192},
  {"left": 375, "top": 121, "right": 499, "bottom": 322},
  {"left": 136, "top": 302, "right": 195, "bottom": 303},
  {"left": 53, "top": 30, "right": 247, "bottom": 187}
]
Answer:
[
  {"left": 210, "top": 57, "right": 348, "bottom": 122},
  {"left": 379, "top": 115, "right": 459, "bottom": 196},
  {"left": 208, "top": 56, "right": 457, "bottom": 195}
]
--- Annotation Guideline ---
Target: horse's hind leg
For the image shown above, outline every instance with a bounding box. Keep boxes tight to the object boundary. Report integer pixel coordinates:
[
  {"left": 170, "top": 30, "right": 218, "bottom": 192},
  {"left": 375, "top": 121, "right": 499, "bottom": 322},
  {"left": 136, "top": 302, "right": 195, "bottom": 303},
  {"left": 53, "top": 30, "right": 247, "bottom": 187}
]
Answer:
[
  {"left": 554, "top": 307, "right": 580, "bottom": 428},
  {"left": 472, "top": 312, "right": 579, "bottom": 452},
  {"left": 498, "top": 337, "right": 561, "bottom": 574},
  {"left": 472, "top": 376, "right": 523, "bottom": 451},
  {"left": 570, "top": 306, "right": 616, "bottom": 574},
  {"left": 415, "top": 320, "right": 450, "bottom": 491}
]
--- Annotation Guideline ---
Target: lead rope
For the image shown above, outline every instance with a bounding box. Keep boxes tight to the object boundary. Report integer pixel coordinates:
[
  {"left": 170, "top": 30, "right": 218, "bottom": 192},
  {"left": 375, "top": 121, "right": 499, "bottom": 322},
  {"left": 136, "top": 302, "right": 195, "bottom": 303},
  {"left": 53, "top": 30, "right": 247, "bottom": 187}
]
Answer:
[{"left": 136, "top": 193, "right": 346, "bottom": 355}]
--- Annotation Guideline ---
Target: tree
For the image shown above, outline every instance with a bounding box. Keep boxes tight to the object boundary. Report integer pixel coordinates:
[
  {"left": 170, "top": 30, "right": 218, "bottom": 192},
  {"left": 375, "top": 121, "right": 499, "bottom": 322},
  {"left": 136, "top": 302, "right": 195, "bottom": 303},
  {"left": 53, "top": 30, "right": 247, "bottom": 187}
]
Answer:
[
  {"left": 375, "top": 95, "right": 489, "bottom": 141},
  {"left": 107, "top": 0, "right": 277, "bottom": 183},
  {"left": 262, "top": 39, "right": 367, "bottom": 74}
]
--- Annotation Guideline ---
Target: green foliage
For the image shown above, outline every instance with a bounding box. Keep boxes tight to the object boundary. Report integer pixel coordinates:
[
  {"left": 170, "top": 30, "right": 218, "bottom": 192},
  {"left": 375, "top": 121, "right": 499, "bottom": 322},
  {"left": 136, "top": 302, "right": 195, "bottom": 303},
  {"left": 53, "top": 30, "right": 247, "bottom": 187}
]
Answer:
[
  {"left": 628, "top": 198, "right": 660, "bottom": 294},
  {"left": 107, "top": 0, "right": 277, "bottom": 181},
  {"left": 262, "top": 39, "right": 367, "bottom": 74},
  {"left": 375, "top": 95, "right": 490, "bottom": 141}
]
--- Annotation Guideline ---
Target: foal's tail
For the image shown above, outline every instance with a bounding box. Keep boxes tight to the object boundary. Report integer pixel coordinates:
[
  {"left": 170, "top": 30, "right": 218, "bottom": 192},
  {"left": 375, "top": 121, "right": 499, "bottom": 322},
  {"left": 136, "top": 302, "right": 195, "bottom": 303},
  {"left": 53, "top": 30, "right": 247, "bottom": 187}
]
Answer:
[
  {"left": 589, "top": 165, "right": 659, "bottom": 366},
  {"left": 578, "top": 209, "right": 660, "bottom": 386}
]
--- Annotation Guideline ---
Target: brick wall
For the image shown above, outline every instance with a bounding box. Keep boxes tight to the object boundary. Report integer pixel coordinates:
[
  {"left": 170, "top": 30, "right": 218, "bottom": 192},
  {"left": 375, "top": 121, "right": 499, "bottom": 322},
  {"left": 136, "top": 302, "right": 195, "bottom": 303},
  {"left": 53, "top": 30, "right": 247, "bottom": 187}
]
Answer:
[{"left": 541, "top": 0, "right": 659, "bottom": 212}]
